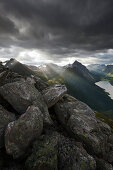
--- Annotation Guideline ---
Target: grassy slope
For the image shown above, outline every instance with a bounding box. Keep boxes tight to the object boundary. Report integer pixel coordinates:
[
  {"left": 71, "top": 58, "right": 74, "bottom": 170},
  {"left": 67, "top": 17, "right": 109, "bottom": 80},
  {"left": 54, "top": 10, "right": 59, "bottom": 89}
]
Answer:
[
  {"left": 96, "top": 112, "right": 113, "bottom": 129},
  {"left": 48, "top": 69, "right": 113, "bottom": 118}
]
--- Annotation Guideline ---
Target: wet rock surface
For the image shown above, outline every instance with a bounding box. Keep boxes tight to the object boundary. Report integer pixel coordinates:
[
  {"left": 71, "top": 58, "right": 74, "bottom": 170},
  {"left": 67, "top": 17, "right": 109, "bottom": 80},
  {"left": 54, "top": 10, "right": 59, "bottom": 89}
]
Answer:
[{"left": 0, "top": 62, "right": 113, "bottom": 169}]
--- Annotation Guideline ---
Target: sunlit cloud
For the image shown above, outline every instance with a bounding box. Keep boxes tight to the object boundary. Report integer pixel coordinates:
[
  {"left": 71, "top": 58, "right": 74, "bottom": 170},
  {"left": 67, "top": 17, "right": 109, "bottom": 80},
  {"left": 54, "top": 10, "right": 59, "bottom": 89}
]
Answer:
[{"left": 0, "top": 46, "right": 113, "bottom": 66}]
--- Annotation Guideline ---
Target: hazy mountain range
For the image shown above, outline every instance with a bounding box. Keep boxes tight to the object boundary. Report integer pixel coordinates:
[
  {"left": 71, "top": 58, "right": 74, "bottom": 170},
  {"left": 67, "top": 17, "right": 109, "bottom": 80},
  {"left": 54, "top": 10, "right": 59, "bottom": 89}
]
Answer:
[{"left": 87, "top": 64, "right": 113, "bottom": 74}]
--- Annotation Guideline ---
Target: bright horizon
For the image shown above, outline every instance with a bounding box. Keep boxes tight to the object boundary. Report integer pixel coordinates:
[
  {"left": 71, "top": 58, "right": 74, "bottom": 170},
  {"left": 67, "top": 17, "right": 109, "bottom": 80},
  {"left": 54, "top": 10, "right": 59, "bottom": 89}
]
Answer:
[{"left": 0, "top": 0, "right": 113, "bottom": 66}]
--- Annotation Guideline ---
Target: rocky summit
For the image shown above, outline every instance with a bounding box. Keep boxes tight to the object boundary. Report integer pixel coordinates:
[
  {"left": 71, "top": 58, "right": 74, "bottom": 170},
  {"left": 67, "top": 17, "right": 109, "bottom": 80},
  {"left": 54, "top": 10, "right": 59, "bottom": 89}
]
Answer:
[{"left": 0, "top": 62, "right": 113, "bottom": 170}]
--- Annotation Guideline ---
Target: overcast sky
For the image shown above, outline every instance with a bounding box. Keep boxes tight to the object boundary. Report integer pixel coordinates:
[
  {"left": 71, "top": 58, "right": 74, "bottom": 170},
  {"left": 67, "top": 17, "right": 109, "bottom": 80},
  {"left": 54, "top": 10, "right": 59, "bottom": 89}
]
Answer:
[{"left": 0, "top": 0, "right": 113, "bottom": 66}]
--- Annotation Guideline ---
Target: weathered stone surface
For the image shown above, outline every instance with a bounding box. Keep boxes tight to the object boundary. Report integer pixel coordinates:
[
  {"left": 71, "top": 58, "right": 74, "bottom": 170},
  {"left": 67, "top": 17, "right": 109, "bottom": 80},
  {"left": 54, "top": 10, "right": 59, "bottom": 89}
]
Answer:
[
  {"left": 0, "top": 66, "right": 23, "bottom": 87},
  {"left": 26, "top": 131, "right": 96, "bottom": 170},
  {"left": 25, "top": 132, "right": 59, "bottom": 170},
  {"left": 58, "top": 136, "right": 96, "bottom": 170},
  {"left": 0, "top": 79, "right": 52, "bottom": 125},
  {"left": 96, "top": 158, "right": 113, "bottom": 170},
  {"left": 0, "top": 105, "right": 16, "bottom": 148},
  {"left": 33, "top": 76, "right": 49, "bottom": 92},
  {"left": 54, "top": 94, "right": 113, "bottom": 162},
  {"left": 0, "top": 61, "right": 113, "bottom": 169},
  {"left": 42, "top": 84, "right": 67, "bottom": 108},
  {"left": 5, "top": 106, "right": 43, "bottom": 158}
]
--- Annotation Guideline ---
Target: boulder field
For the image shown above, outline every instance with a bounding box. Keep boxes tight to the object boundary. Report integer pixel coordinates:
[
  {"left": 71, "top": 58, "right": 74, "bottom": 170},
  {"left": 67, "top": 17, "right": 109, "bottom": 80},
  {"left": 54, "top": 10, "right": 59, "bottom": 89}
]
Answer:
[{"left": 0, "top": 62, "right": 113, "bottom": 170}]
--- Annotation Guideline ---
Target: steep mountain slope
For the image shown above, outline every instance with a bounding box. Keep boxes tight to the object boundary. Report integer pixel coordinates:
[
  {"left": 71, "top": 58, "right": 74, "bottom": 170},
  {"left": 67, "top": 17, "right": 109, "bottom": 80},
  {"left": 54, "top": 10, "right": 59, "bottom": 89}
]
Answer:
[
  {"left": 0, "top": 62, "right": 113, "bottom": 169},
  {"left": 47, "top": 61, "right": 113, "bottom": 116},
  {"left": 5, "top": 58, "right": 35, "bottom": 77},
  {"left": 27, "top": 65, "right": 39, "bottom": 71},
  {"left": 36, "top": 63, "right": 64, "bottom": 79},
  {"left": 4, "top": 58, "right": 48, "bottom": 81},
  {"left": 71, "top": 61, "right": 95, "bottom": 82},
  {"left": 4, "top": 59, "right": 113, "bottom": 117},
  {"left": 63, "top": 69, "right": 113, "bottom": 116}
]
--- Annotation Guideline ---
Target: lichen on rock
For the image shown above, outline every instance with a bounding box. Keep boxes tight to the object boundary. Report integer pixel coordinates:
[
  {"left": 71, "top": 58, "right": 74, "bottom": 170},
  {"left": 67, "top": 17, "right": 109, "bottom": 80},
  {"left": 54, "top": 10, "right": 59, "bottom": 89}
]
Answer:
[{"left": 5, "top": 105, "right": 43, "bottom": 159}]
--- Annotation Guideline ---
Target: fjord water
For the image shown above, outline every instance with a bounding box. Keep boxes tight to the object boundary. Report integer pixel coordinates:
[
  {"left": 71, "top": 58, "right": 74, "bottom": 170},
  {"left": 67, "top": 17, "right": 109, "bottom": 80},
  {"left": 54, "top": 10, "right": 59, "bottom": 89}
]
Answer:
[{"left": 96, "top": 81, "right": 113, "bottom": 100}]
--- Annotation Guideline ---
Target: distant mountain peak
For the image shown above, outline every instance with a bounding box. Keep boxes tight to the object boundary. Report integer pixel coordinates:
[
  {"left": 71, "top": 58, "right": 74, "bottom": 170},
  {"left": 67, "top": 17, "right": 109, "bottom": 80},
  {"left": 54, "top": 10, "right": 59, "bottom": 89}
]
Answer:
[
  {"left": 73, "top": 60, "right": 81, "bottom": 65},
  {"left": 70, "top": 60, "right": 95, "bottom": 82},
  {"left": 72, "top": 60, "right": 88, "bottom": 70},
  {"left": 5, "top": 58, "right": 18, "bottom": 68}
]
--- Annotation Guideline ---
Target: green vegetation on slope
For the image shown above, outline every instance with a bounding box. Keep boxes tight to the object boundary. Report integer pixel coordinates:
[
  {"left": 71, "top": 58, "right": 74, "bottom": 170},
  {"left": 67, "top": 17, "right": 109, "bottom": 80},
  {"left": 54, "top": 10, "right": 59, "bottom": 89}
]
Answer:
[
  {"left": 47, "top": 69, "right": 113, "bottom": 117},
  {"left": 96, "top": 112, "right": 113, "bottom": 129}
]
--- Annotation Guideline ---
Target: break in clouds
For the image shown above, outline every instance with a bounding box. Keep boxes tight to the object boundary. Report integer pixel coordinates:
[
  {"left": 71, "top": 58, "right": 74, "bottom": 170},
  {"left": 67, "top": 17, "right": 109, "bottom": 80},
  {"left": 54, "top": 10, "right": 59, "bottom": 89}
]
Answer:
[{"left": 0, "top": 0, "right": 113, "bottom": 65}]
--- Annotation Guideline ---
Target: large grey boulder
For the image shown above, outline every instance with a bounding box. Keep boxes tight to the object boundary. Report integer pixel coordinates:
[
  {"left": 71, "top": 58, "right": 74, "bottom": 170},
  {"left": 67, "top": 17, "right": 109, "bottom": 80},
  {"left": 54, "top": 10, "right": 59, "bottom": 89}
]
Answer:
[
  {"left": 25, "top": 132, "right": 59, "bottom": 170},
  {"left": 25, "top": 131, "right": 96, "bottom": 170},
  {"left": 54, "top": 94, "right": 113, "bottom": 163},
  {"left": 5, "top": 105, "right": 43, "bottom": 159},
  {"left": 0, "top": 65, "right": 23, "bottom": 87},
  {"left": 0, "top": 105, "right": 16, "bottom": 148},
  {"left": 58, "top": 136, "right": 96, "bottom": 170},
  {"left": 42, "top": 84, "right": 67, "bottom": 108},
  {"left": 0, "top": 78, "right": 52, "bottom": 125}
]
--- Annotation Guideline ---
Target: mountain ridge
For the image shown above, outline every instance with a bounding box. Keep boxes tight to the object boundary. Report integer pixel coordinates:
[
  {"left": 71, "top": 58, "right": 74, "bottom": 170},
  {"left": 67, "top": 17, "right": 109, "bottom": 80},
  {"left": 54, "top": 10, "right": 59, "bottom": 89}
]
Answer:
[
  {"left": 4, "top": 58, "right": 113, "bottom": 117},
  {"left": 0, "top": 60, "right": 113, "bottom": 169}
]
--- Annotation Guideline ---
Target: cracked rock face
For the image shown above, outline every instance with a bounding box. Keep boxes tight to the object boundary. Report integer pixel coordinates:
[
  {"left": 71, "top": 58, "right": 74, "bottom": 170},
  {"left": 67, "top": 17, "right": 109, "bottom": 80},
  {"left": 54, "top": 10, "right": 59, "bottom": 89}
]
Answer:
[
  {"left": 0, "top": 79, "right": 52, "bottom": 125},
  {"left": 54, "top": 94, "right": 113, "bottom": 163},
  {"left": 0, "top": 105, "right": 16, "bottom": 148},
  {"left": 5, "top": 105, "right": 43, "bottom": 159},
  {"left": 42, "top": 84, "right": 67, "bottom": 108}
]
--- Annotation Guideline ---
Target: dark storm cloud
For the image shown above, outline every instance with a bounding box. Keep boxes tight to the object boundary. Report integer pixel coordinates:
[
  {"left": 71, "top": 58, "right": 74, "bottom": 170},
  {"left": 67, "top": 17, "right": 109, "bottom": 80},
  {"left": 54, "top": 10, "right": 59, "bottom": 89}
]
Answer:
[
  {"left": 0, "top": 0, "right": 113, "bottom": 63},
  {"left": 0, "top": 15, "right": 18, "bottom": 34}
]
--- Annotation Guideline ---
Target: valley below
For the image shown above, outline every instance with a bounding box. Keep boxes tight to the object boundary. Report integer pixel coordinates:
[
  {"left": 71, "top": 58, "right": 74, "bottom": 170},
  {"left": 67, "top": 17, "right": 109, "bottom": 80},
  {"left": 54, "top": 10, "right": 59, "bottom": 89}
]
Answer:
[{"left": 96, "top": 81, "right": 113, "bottom": 100}]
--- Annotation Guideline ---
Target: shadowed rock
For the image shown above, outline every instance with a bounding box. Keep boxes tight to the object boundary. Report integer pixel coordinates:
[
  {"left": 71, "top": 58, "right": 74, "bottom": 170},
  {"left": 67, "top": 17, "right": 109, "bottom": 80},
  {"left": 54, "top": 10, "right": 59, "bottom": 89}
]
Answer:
[
  {"left": 0, "top": 64, "right": 23, "bottom": 87},
  {"left": 5, "top": 106, "right": 43, "bottom": 159},
  {"left": 42, "top": 84, "right": 67, "bottom": 108},
  {"left": 0, "top": 105, "right": 16, "bottom": 148},
  {"left": 26, "top": 132, "right": 59, "bottom": 170},
  {"left": 25, "top": 131, "right": 96, "bottom": 170},
  {"left": 58, "top": 136, "right": 96, "bottom": 170},
  {"left": 96, "top": 158, "right": 113, "bottom": 170},
  {"left": 0, "top": 78, "right": 52, "bottom": 125},
  {"left": 54, "top": 94, "right": 113, "bottom": 163},
  {"left": 33, "top": 76, "right": 49, "bottom": 92}
]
